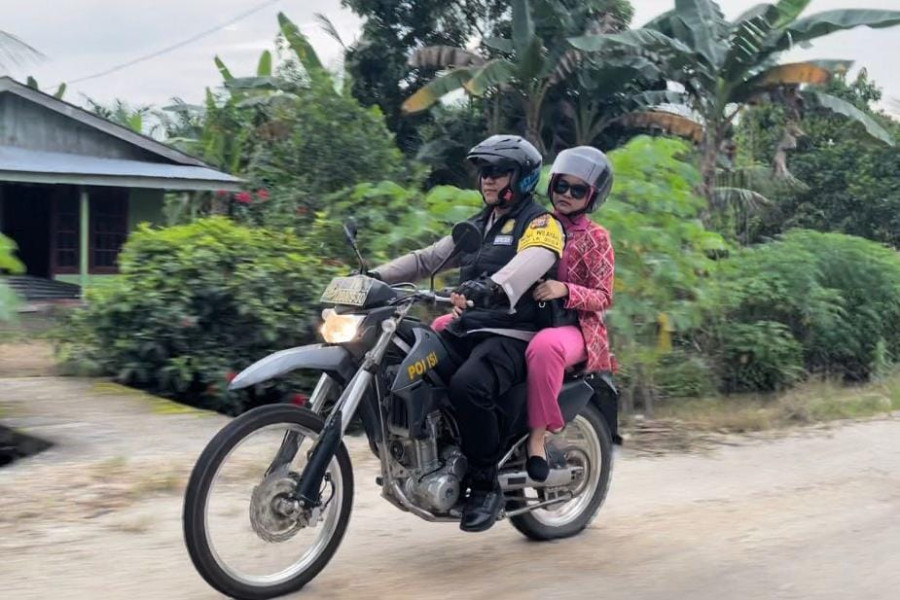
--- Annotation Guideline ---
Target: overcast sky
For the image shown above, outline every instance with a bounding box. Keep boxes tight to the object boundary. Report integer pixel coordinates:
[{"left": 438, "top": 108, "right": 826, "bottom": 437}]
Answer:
[{"left": 2, "top": 0, "right": 898, "bottom": 115}]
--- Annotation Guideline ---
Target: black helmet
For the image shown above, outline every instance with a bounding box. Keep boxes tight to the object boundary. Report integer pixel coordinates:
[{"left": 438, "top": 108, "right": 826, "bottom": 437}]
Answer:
[
  {"left": 548, "top": 146, "right": 613, "bottom": 213},
  {"left": 466, "top": 135, "right": 542, "bottom": 206}
]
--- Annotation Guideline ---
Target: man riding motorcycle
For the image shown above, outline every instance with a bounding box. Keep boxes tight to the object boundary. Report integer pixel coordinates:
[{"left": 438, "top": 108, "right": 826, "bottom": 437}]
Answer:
[{"left": 370, "top": 134, "right": 565, "bottom": 532}]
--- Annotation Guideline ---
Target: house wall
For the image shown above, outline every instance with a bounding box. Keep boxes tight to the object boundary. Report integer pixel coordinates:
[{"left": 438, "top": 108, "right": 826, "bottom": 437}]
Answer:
[
  {"left": 0, "top": 94, "right": 164, "bottom": 162},
  {"left": 128, "top": 189, "right": 164, "bottom": 229}
]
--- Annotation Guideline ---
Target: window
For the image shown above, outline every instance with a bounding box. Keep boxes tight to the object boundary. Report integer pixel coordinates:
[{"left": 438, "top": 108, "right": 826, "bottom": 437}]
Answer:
[
  {"left": 52, "top": 192, "right": 79, "bottom": 274},
  {"left": 89, "top": 189, "right": 128, "bottom": 273}
]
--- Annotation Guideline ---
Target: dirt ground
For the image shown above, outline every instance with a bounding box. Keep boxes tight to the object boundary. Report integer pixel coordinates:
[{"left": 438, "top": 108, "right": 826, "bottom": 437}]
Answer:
[
  {"left": 0, "top": 341, "right": 56, "bottom": 377},
  {"left": 1, "top": 376, "right": 899, "bottom": 600}
]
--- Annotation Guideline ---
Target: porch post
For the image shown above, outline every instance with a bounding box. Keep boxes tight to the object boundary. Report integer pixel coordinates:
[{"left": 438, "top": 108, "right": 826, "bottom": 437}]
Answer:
[{"left": 79, "top": 187, "right": 89, "bottom": 297}]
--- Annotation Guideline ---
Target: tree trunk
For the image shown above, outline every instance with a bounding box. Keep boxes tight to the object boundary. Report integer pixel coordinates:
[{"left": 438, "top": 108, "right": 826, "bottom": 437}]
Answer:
[
  {"left": 773, "top": 122, "right": 802, "bottom": 179},
  {"left": 700, "top": 131, "right": 720, "bottom": 220},
  {"left": 489, "top": 93, "right": 501, "bottom": 135},
  {"left": 525, "top": 101, "right": 543, "bottom": 153}
]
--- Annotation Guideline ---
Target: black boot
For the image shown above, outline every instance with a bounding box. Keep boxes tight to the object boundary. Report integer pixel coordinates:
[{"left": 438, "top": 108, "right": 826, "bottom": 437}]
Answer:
[{"left": 460, "top": 468, "right": 503, "bottom": 533}]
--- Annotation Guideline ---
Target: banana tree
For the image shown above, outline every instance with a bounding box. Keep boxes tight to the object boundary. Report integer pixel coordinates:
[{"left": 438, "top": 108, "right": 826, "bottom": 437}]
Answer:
[
  {"left": 83, "top": 97, "right": 153, "bottom": 134},
  {"left": 569, "top": 0, "right": 900, "bottom": 206},
  {"left": 402, "top": 0, "right": 638, "bottom": 150}
]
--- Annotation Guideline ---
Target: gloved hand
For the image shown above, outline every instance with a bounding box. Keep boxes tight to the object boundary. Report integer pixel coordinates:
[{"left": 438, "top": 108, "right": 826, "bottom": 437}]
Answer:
[{"left": 455, "top": 277, "right": 508, "bottom": 309}]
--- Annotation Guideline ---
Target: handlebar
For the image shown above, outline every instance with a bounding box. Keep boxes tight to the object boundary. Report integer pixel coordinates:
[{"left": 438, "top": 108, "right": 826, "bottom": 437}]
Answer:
[
  {"left": 390, "top": 285, "right": 475, "bottom": 308},
  {"left": 415, "top": 290, "right": 454, "bottom": 305}
]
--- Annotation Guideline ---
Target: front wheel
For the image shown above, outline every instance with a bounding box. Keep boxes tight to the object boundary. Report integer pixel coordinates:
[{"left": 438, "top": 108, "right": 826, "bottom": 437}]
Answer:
[
  {"left": 509, "top": 402, "right": 613, "bottom": 541},
  {"left": 183, "top": 404, "right": 353, "bottom": 600}
]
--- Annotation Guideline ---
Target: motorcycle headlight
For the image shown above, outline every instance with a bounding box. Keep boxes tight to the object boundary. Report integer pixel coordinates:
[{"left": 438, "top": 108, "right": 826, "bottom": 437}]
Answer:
[{"left": 320, "top": 309, "right": 365, "bottom": 344}]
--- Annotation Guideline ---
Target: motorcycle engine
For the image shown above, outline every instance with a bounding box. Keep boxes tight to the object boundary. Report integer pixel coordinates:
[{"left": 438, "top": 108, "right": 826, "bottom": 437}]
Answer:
[{"left": 403, "top": 446, "right": 468, "bottom": 514}]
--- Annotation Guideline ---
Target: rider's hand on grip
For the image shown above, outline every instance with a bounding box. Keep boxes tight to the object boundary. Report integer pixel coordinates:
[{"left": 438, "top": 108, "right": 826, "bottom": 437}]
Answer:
[{"left": 454, "top": 277, "right": 507, "bottom": 309}]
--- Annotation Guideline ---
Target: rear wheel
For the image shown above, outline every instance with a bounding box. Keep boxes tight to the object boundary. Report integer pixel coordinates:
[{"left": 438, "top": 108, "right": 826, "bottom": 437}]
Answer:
[
  {"left": 509, "top": 402, "right": 612, "bottom": 541},
  {"left": 183, "top": 404, "right": 353, "bottom": 599}
]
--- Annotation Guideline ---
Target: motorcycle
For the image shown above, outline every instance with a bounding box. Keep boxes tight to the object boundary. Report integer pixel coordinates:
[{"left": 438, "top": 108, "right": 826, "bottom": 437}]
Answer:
[{"left": 182, "top": 221, "right": 620, "bottom": 599}]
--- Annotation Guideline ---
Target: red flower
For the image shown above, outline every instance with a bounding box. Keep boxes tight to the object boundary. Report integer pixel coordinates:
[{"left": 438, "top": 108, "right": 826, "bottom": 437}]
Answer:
[
  {"left": 235, "top": 191, "right": 253, "bottom": 204},
  {"left": 290, "top": 393, "right": 308, "bottom": 406},
  {"left": 256, "top": 189, "right": 269, "bottom": 201},
  {"left": 215, "top": 190, "right": 228, "bottom": 198},
  {"left": 224, "top": 371, "right": 238, "bottom": 383}
]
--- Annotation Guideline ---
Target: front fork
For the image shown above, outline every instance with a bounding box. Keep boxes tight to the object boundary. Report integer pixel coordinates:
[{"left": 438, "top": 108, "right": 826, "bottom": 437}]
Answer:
[
  {"left": 292, "top": 318, "right": 399, "bottom": 508},
  {"left": 263, "top": 373, "right": 337, "bottom": 479}
]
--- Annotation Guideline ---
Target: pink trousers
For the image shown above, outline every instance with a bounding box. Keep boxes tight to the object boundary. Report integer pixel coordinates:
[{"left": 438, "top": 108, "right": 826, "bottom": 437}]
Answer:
[
  {"left": 525, "top": 326, "right": 586, "bottom": 431},
  {"left": 431, "top": 314, "right": 586, "bottom": 432}
]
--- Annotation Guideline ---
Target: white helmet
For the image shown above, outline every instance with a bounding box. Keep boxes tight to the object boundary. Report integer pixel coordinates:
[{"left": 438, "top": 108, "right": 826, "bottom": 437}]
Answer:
[{"left": 548, "top": 146, "right": 614, "bottom": 213}]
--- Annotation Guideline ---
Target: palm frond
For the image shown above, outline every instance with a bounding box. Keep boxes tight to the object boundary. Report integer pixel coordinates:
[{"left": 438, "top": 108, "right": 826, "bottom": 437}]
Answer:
[
  {"left": 0, "top": 30, "right": 43, "bottom": 72},
  {"left": 712, "top": 187, "right": 772, "bottom": 211},
  {"left": 315, "top": 13, "right": 346, "bottom": 49}
]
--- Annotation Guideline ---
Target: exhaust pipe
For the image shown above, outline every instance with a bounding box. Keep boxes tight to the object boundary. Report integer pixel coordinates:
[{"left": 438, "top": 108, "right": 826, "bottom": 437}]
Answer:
[{"left": 498, "top": 465, "right": 581, "bottom": 491}]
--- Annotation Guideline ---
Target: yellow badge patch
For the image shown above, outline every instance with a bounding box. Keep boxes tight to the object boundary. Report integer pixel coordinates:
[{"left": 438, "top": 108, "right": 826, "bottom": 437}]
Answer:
[
  {"left": 529, "top": 214, "right": 550, "bottom": 229},
  {"left": 518, "top": 215, "right": 564, "bottom": 256},
  {"left": 501, "top": 219, "right": 515, "bottom": 234}
]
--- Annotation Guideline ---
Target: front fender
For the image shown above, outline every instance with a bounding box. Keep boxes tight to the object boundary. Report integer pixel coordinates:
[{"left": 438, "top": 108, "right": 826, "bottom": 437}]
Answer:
[{"left": 228, "top": 344, "right": 356, "bottom": 391}]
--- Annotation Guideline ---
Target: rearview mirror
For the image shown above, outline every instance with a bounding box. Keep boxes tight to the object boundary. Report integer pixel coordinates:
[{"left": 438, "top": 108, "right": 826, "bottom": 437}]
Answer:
[
  {"left": 342, "top": 218, "right": 367, "bottom": 274},
  {"left": 343, "top": 218, "right": 358, "bottom": 244},
  {"left": 451, "top": 221, "right": 481, "bottom": 254}
]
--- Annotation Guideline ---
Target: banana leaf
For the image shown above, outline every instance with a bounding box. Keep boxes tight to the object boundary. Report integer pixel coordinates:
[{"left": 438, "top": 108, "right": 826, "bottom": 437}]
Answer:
[
  {"left": 464, "top": 59, "right": 517, "bottom": 96},
  {"left": 769, "top": 9, "right": 900, "bottom": 53},
  {"left": 401, "top": 67, "right": 474, "bottom": 113},
  {"left": 672, "top": 0, "right": 728, "bottom": 69},
  {"left": 278, "top": 11, "right": 324, "bottom": 73},
  {"left": 408, "top": 46, "right": 484, "bottom": 69},
  {"left": 623, "top": 111, "right": 705, "bottom": 143},
  {"left": 803, "top": 90, "right": 895, "bottom": 146},
  {"left": 257, "top": 50, "right": 272, "bottom": 77},
  {"left": 214, "top": 56, "right": 233, "bottom": 82},
  {"left": 511, "top": 0, "right": 536, "bottom": 59}
]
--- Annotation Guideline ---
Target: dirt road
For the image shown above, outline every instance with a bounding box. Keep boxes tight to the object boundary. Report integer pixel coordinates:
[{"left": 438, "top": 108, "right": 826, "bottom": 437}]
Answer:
[{"left": 1, "top": 377, "right": 898, "bottom": 599}]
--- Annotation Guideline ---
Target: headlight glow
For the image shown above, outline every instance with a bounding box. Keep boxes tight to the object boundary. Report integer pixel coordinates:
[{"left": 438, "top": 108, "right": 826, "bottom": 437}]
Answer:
[{"left": 320, "top": 309, "right": 365, "bottom": 344}]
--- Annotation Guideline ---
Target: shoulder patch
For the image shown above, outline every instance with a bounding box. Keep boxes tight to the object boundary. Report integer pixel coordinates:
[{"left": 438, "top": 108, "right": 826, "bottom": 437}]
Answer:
[
  {"left": 518, "top": 215, "right": 564, "bottom": 257},
  {"left": 529, "top": 215, "right": 550, "bottom": 229}
]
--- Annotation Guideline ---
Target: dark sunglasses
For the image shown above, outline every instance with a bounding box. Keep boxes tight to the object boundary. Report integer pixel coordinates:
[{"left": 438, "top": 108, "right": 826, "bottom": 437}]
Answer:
[
  {"left": 552, "top": 178, "right": 592, "bottom": 200},
  {"left": 480, "top": 166, "right": 513, "bottom": 180}
]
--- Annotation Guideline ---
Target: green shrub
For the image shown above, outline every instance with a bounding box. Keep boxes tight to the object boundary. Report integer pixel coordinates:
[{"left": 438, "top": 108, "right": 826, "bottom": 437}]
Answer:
[
  {"left": 0, "top": 233, "right": 25, "bottom": 322},
  {"left": 656, "top": 351, "right": 717, "bottom": 398},
  {"left": 706, "top": 230, "right": 900, "bottom": 390},
  {"left": 719, "top": 321, "right": 805, "bottom": 392},
  {"left": 55, "top": 218, "right": 338, "bottom": 413},
  {"left": 241, "top": 76, "right": 409, "bottom": 229}
]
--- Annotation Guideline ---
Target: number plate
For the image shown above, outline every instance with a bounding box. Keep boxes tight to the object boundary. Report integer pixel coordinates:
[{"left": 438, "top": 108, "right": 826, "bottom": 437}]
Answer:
[{"left": 320, "top": 276, "right": 374, "bottom": 307}]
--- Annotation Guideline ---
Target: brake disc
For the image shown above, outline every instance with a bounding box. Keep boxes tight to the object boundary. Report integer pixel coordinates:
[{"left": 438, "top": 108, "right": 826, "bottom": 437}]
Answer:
[{"left": 249, "top": 472, "right": 305, "bottom": 543}]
